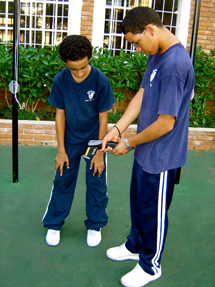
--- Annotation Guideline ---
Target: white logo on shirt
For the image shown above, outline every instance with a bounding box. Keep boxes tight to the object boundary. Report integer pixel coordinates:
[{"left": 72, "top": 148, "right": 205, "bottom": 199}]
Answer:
[
  {"left": 150, "top": 69, "right": 157, "bottom": 87},
  {"left": 86, "top": 90, "right": 95, "bottom": 102}
]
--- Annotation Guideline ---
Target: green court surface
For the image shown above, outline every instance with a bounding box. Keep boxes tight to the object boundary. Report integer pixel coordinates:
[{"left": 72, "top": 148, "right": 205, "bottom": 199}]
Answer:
[{"left": 0, "top": 145, "right": 214, "bottom": 287}]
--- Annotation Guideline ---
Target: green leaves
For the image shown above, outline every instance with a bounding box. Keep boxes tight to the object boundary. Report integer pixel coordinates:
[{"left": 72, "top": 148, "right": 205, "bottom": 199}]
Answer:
[
  {"left": 89, "top": 47, "right": 148, "bottom": 104},
  {"left": 190, "top": 46, "right": 215, "bottom": 128},
  {"left": 0, "top": 42, "right": 214, "bottom": 127},
  {"left": 0, "top": 42, "right": 66, "bottom": 112}
]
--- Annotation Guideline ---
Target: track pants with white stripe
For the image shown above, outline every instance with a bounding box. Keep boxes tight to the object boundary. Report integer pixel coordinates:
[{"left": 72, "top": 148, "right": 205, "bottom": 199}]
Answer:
[
  {"left": 125, "top": 158, "right": 179, "bottom": 275},
  {"left": 42, "top": 144, "right": 108, "bottom": 231}
]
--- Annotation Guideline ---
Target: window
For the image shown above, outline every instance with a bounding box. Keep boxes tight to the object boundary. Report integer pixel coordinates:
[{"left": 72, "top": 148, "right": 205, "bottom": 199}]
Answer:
[
  {"left": 103, "top": 0, "right": 182, "bottom": 55},
  {"left": 151, "top": 0, "right": 181, "bottom": 35},
  {"left": 0, "top": 0, "right": 69, "bottom": 48}
]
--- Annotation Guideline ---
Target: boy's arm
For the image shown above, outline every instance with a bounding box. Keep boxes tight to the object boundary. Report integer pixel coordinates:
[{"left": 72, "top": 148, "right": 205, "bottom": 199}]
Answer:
[
  {"left": 101, "top": 87, "right": 144, "bottom": 148},
  {"left": 55, "top": 108, "right": 70, "bottom": 176},
  {"left": 90, "top": 110, "right": 108, "bottom": 177},
  {"left": 110, "top": 114, "right": 176, "bottom": 156}
]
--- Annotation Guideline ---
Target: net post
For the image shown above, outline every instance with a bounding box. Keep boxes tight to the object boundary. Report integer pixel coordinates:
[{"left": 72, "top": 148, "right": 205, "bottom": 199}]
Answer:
[{"left": 12, "top": 0, "right": 20, "bottom": 183}]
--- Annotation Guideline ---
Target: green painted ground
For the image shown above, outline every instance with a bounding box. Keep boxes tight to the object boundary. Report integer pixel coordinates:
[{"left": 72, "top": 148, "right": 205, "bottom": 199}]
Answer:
[{"left": 0, "top": 146, "right": 214, "bottom": 287}]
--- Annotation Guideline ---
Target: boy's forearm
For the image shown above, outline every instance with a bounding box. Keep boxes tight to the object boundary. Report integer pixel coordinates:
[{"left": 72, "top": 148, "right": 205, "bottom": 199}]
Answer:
[
  {"left": 114, "top": 87, "right": 144, "bottom": 134},
  {"left": 55, "top": 109, "right": 66, "bottom": 153},
  {"left": 98, "top": 111, "right": 108, "bottom": 140}
]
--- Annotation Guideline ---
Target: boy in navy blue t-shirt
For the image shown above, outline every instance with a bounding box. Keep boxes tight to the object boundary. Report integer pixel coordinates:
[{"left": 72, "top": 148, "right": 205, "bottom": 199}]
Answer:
[
  {"left": 102, "top": 7, "right": 195, "bottom": 287},
  {"left": 42, "top": 35, "right": 115, "bottom": 247}
]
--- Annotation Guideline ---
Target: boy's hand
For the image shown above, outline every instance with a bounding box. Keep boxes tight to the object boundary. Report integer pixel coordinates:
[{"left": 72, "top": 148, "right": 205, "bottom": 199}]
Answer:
[
  {"left": 90, "top": 150, "right": 105, "bottom": 177},
  {"left": 55, "top": 151, "right": 70, "bottom": 176},
  {"left": 111, "top": 139, "right": 130, "bottom": 156},
  {"left": 101, "top": 132, "right": 119, "bottom": 152}
]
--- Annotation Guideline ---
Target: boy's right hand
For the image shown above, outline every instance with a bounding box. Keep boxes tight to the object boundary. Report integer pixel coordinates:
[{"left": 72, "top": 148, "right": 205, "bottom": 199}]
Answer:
[
  {"left": 55, "top": 151, "right": 70, "bottom": 176},
  {"left": 101, "top": 132, "right": 119, "bottom": 152}
]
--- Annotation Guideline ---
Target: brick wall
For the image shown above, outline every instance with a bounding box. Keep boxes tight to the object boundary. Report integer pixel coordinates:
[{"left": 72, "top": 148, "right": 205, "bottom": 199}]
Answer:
[
  {"left": 81, "top": 0, "right": 95, "bottom": 41},
  {"left": 187, "top": 0, "right": 215, "bottom": 52},
  {"left": 0, "top": 120, "right": 214, "bottom": 151}
]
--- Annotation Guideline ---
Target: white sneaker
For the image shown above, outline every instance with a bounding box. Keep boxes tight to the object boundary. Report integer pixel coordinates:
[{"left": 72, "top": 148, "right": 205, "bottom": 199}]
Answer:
[
  {"left": 87, "top": 229, "right": 102, "bottom": 247},
  {"left": 106, "top": 243, "right": 139, "bottom": 261},
  {"left": 121, "top": 263, "right": 161, "bottom": 287},
  {"left": 46, "top": 229, "right": 60, "bottom": 246}
]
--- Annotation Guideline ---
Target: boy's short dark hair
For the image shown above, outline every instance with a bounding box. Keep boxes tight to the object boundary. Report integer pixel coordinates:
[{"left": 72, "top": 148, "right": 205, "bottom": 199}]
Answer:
[
  {"left": 59, "top": 35, "right": 92, "bottom": 62},
  {"left": 122, "top": 7, "right": 163, "bottom": 35}
]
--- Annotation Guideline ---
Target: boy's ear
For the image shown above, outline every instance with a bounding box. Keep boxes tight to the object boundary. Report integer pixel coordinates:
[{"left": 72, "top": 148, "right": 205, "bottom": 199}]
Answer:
[{"left": 146, "top": 24, "right": 155, "bottom": 36}]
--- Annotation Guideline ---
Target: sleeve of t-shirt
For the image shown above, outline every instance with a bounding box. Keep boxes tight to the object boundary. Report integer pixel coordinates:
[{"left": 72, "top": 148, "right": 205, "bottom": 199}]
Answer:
[
  {"left": 158, "top": 75, "right": 185, "bottom": 117},
  {"left": 97, "top": 81, "right": 115, "bottom": 113},
  {"left": 48, "top": 77, "right": 65, "bottom": 110}
]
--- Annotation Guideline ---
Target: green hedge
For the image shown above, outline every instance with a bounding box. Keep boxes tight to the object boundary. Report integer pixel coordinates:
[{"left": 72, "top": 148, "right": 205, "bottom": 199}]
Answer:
[{"left": 0, "top": 42, "right": 214, "bottom": 127}]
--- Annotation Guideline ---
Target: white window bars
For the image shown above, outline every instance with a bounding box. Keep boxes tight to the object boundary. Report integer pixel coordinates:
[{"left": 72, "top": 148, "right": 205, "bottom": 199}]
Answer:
[
  {"left": 0, "top": 0, "right": 69, "bottom": 48},
  {"left": 104, "top": 0, "right": 181, "bottom": 55}
]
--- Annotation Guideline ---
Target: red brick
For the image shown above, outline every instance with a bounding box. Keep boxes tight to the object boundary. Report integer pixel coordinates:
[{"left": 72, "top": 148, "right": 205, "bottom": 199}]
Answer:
[
  {"left": 23, "top": 140, "right": 42, "bottom": 146},
  {"left": 34, "top": 124, "right": 53, "bottom": 130},
  {"left": 45, "top": 130, "right": 56, "bottom": 135},
  {"left": 0, "top": 123, "right": 12, "bottom": 128},
  {"left": 24, "top": 129, "right": 44, "bottom": 134},
  {"left": 206, "top": 132, "right": 215, "bottom": 136},
  {"left": 189, "top": 131, "right": 206, "bottom": 136},
  {"left": 4, "top": 128, "right": 12, "bottom": 133},
  {"left": 18, "top": 134, "right": 34, "bottom": 140},
  {"left": 82, "top": 11, "right": 93, "bottom": 16},
  {"left": 0, "top": 134, "right": 12, "bottom": 138},
  {"left": 205, "top": 141, "right": 215, "bottom": 146},
  {"left": 18, "top": 123, "right": 33, "bottom": 129},
  {"left": 195, "top": 146, "right": 212, "bottom": 150},
  {"left": 188, "top": 135, "right": 197, "bottom": 140},
  {"left": 34, "top": 135, "right": 54, "bottom": 140},
  {"left": 197, "top": 136, "right": 214, "bottom": 141},
  {"left": 188, "top": 141, "right": 205, "bottom": 146},
  {"left": 202, "top": 2, "right": 214, "bottom": 7},
  {"left": 188, "top": 146, "right": 195, "bottom": 150},
  {"left": 81, "top": 16, "right": 88, "bottom": 21}
]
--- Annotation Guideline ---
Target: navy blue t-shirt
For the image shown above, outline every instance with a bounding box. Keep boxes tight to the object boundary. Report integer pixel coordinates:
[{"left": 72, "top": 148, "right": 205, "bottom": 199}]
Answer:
[
  {"left": 48, "top": 65, "right": 115, "bottom": 146},
  {"left": 135, "top": 43, "right": 195, "bottom": 174}
]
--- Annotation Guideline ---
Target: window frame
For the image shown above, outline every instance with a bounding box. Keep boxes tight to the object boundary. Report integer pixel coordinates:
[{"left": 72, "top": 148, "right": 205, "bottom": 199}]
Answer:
[
  {"left": 0, "top": 0, "right": 82, "bottom": 48},
  {"left": 92, "top": 0, "right": 192, "bottom": 53}
]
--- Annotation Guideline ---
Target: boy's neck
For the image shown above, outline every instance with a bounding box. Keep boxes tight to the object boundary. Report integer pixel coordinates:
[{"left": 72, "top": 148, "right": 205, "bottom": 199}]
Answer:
[{"left": 158, "top": 27, "right": 180, "bottom": 54}]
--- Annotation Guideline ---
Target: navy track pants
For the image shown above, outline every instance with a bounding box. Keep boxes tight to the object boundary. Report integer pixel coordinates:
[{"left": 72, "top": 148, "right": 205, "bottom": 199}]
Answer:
[
  {"left": 126, "top": 158, "right": 179, "bottom": 275},
  {"left": 42, "top": 144, "right": 108, "bottom": 231}
]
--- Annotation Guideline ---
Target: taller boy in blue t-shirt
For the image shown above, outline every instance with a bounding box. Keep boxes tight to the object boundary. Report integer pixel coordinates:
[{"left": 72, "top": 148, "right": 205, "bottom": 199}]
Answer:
[
  {"left": 42, "top": 35, "right": 115, "bottom": 247},
  {"left": 102, "top": 7, "right": 195, "bottom": 287}
]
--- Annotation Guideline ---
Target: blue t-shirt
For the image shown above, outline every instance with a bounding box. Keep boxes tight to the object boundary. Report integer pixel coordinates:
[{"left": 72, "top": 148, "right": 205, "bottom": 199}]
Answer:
[
  {"left": 48, "top": 65, "right": 115, "bottom": 146},
  {"left": 135, "top": 43, "right": 195, "bottom": 174}
]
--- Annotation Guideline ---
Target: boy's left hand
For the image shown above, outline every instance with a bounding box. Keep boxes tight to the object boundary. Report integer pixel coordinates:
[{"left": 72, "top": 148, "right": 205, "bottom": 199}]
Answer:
[{"left": 90, "top": 150, "right": 105, "bottom": 177}]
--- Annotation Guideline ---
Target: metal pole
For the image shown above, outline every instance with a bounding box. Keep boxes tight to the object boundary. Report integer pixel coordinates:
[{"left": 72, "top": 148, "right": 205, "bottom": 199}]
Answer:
[
  {"left": 189, "top": 0, "right": 201, "bottom": 65},
  {"left": 12, "top": 0, "right": 20, "bottom": 183}
]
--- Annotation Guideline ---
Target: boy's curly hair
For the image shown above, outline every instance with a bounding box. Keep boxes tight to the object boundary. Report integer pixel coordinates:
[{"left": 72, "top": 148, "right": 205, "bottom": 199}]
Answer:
[{"left": 59, "top": 35, "right": 92, "bottom": 62}]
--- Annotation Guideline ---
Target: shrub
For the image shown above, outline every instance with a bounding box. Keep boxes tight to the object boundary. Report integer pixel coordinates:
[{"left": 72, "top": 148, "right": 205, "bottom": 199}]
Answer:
[
  {"left": 0, "top": 42, "right": 66, "bottom": 112},
  {"left": 0, "top": 43, "right": 214, "bottom": 127},
  {"left": 90, "top": 47, "right": 148, "bottom": 108},
  {"left": 189, "top": 46, "right": 215, "bottom": 127}
]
